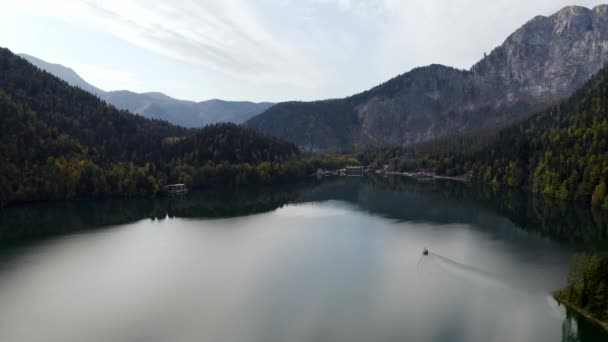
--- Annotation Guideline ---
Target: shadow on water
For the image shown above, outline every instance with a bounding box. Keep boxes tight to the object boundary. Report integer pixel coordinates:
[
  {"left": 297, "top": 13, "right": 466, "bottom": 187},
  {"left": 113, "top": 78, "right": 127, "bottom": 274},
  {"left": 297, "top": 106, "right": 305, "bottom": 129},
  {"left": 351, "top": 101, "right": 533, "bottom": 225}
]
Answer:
[
  {"left": 367, "top": 176, "right": 608, "bottom": 249},
  {"left": 561, "top": 307, "right": 608, "bottom": 342},
  {"left": 2, "top": 176, "right": 608, "bottom": 251},
  {"left": 0, "top": 182, "right": 312, "bottom": 247}
]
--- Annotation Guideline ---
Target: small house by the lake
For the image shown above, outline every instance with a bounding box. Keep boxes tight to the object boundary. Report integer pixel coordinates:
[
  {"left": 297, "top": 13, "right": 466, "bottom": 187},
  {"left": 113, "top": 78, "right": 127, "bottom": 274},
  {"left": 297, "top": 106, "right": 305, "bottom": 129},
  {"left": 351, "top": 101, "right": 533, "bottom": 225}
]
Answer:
[
  {"left": 345, "top": 165, "right": 364, "bottom": 176},
  {"left": 162, "top": 184, "right": 188, "bottom": 195}
]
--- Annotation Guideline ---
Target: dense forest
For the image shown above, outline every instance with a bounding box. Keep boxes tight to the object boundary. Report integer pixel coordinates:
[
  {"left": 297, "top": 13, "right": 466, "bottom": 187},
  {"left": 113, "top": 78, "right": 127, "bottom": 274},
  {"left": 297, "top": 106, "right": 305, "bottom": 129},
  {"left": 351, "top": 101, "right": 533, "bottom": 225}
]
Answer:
[
  {"left": 362, "top": 63, "right": 608, "bottom": 209},
  {"left": 556, "top": 253, "right": 608, "bottom": 326},
  {"left": 0, "top": 47, "right": 352, "bottom": 207},
  {"left": 465, "top": 65, "right": 608, "bottom": 207}
]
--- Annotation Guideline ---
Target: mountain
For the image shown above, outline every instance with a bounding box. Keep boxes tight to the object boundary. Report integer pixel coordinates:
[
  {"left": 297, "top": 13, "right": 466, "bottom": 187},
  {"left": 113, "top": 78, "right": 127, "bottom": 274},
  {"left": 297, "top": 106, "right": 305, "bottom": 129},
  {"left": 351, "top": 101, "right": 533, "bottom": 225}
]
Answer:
[
  {"left": 247, "top": 5, "right": 608, "bottom": 151},
  {"left": 19, "top": 53, "right": 105, "bottom": 97},
  {"left": 387, "top": 59, "right": 608, "bottom": 208},
  {"left": 0, "top": 47, "right": 303, "bottom": 206},
  {"left": 103, "top": 90, "right": 273, "bottom": 127},
  {"left": 467, "top": 61, "right": 608, "bottom": 205},
  {"left": 18, "top": 53, "right": 273, "bottom": 127}
]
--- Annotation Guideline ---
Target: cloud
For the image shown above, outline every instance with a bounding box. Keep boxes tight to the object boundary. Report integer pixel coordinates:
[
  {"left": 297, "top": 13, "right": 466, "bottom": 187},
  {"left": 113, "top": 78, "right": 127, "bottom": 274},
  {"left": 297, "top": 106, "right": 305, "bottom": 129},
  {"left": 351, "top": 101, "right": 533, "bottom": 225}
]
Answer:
[
  {"left": 315, "top": 0, "right": 354, "bottom": 11},
  {"left": 2, "top": 0, "right": 606, "bottom": 101},
  {"left": 313, "top": 0, "right": 389, "bottom": 15},
  {"left": 2, "top": 0, "right": 331, "bottom": 89},
  {"left": 71, "top": 63, "right": 139, "bottom": 91},
  {"left": 78, "top": 0, "right": 332, "bottom": 88}
]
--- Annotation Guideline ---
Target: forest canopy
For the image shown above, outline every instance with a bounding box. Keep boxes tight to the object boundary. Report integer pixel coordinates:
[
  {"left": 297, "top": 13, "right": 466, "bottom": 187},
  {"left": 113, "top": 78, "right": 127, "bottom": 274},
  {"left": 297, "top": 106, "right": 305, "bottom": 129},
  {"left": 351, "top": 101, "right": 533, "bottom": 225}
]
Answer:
[
  {"left": 556, "top": 253, "right": 608, "bottom": 325},
  {"left": 0, "top": 47, "right": 343, "bottom": 207}
]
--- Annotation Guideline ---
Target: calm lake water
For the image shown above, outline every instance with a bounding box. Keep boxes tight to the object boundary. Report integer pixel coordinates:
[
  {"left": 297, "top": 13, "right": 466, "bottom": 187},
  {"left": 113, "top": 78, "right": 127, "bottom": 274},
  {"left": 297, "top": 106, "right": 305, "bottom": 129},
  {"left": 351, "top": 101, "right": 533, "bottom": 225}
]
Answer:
[{"left": 0, "top": 176, "right": 607, "bottom": 342}]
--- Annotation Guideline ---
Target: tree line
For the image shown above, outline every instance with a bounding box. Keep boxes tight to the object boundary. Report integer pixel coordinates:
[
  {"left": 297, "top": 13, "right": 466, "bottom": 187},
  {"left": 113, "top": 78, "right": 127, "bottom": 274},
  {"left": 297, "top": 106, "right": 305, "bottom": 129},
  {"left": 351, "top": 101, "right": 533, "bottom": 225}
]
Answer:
[
  {"left": 360, "top": 62, "right": 608, "bottom": 209},
  {"left": 0, "top": 47, "right": 350, "bottom": 207}
]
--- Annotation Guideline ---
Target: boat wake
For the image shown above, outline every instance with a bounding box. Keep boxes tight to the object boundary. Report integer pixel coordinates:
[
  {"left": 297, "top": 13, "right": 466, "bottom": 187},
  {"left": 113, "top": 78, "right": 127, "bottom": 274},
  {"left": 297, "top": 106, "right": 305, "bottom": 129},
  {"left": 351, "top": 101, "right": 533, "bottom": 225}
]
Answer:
[{"left": 417, "top": 252, "right": 527, "bottom": 293}]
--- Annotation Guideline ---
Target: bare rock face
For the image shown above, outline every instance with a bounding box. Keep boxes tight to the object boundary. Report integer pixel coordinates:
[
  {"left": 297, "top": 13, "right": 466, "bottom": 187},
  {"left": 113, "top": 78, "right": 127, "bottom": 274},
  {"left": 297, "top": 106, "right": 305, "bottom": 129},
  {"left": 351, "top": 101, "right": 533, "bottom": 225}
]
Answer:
[
  {"left": 247, "top": 5, "right": 608, "bottom": 150},
  {"left": 475, "top": 5, "right": 608, "bottom": 101}
]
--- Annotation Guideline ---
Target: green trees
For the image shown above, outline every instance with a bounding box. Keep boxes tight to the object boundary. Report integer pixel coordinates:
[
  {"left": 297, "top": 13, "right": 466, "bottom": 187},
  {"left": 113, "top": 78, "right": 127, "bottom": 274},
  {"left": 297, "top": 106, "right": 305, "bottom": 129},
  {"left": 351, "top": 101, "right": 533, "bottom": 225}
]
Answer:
[
  {"left": 468, "top": 65, "right": 608, "bottom": 207},
  {"left": 163, "top": 123, "right": 301, "bottom": 165},
  {"left": 557, "top": 253, "right": 608, "bottom": 324},
  {"left": 0, "top": 47, "right": 315, "bottom": 207},
  {"left": 366, "top": 62, "right": 608, "bottom": 209},
  {"left": 592, "top": 182, "right": 607, "bottom": 207}
]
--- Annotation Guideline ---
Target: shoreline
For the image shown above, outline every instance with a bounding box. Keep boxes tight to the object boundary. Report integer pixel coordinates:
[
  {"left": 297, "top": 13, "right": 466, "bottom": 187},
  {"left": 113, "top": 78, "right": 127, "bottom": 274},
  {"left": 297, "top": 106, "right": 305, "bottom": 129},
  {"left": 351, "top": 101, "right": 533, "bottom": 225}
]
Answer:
[
  {"left": 383, "top": 171, "right": 469, "bottom": 183},
  {"left": 553, "top": 294, "right": 608, "bottom": 333},
  {"left": 432, "top": 175, "right": 469, "bottom": 182}
]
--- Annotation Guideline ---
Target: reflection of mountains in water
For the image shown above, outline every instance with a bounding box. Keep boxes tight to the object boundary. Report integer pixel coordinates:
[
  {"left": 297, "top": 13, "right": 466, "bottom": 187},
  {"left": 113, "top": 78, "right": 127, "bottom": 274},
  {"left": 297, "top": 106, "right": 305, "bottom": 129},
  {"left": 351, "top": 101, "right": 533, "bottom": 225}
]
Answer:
[
  {"left": 1, "top": 176, "right": 607, "bottom": 248},
  {"left": 300, "top": 176, "right": 608, "bottom": 248},
  {"left": 0, "top": 182, "right": 313, "bottom": 245}
]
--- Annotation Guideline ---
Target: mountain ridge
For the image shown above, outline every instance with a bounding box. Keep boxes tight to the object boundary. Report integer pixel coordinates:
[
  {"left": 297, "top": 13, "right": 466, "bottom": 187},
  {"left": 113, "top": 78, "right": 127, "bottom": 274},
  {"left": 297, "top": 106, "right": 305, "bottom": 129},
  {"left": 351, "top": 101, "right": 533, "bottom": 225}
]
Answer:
[
  {"left": 18, "top": 53, "right": 274, "bottom": 128},
  {"left": 246, "top": 4, "right": 608, "bottom": 151},
  {"left": 18, "top": 53, "right": 106, "bottom": 97}
]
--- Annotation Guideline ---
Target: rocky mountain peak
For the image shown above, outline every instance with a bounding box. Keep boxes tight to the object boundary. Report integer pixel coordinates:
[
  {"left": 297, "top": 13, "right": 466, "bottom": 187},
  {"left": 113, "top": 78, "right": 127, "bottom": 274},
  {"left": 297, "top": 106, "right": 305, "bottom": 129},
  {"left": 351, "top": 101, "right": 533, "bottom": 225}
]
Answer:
[
  {"left": 472, "top": 4, "right": 608, "bottom": 100},
  {"left": 594, "top": 4, "right": 608, "bottom": 15},
  {"left": 247, "top": 5, "right": 608, "bottom": 151},
  {"left": 554, "top": 5, "right": 591, "bottom": 16},
  {"left": 551, "top": 5, "right": 593, "bottom": 35}
]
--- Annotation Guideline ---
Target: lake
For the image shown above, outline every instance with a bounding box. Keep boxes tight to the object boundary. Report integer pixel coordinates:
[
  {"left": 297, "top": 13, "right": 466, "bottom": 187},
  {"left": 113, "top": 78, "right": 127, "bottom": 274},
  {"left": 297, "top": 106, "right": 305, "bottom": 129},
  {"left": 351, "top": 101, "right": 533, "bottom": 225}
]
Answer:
[{"left": 0, "top": 176, "right": 607, "bottom": 342}]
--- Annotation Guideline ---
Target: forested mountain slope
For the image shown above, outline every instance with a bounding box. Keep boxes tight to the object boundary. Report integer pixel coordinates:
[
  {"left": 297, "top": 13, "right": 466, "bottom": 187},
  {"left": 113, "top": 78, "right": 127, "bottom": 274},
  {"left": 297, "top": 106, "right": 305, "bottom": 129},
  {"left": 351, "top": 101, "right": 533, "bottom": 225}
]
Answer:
[
  {"left": 1, "top": 48, "right": 186, "bottom": 164},
  {"left": 0, "top": 47, "right": 304, "bottom": 206},
  {"left": 391, "top": 62, "right": 608, "bottom": 208},
  {"left": 468, "top": 62, "right": 608, "bottom": 206},
  {"left": 247, "top": 5, "right": 608, "bottom": 151}
]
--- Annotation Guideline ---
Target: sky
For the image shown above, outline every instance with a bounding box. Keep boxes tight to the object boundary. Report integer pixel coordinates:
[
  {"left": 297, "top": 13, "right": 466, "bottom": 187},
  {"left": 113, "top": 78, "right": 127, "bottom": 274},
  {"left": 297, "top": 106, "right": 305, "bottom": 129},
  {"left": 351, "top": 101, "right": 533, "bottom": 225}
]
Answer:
[{"left": 0, "top": 0, "right": 606, "bottom": 102}]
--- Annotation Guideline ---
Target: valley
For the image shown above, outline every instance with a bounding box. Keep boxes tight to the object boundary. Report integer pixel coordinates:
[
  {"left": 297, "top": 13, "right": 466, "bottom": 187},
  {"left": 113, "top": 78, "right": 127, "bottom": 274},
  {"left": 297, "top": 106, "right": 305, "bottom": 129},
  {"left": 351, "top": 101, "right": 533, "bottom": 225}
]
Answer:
[{"left": 1, "top": 2, "right": 608, "bottom": 340}]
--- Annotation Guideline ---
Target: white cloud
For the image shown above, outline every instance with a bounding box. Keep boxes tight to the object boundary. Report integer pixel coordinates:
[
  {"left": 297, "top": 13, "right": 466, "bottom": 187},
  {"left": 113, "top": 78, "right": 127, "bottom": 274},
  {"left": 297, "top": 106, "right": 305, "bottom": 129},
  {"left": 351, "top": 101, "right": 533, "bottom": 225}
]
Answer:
[
  {"left": 3, "top": 0, "right": 331, "bottom": 89},
  {"left": 71, "top": 63, "right": 139, "bottom": 91},
  {"left": 313, "top": 0, "right": 390, "bottom": 16},
  {"left": 315, "top": 0, "right": 354, "bottom": 11},
  {"left": 82, "top": 0, "right": 332, "bottom": 88}
]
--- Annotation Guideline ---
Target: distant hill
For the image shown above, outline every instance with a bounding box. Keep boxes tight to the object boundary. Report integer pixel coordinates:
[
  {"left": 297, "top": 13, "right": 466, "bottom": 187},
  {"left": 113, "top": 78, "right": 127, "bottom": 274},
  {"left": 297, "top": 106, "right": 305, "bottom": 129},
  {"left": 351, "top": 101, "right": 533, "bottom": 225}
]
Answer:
[
  {"left": 19, "top": 53, "right": 106, "bottom": 97},
  {"left": 247, "top": 5, "right": 608, "bottom": 151},
  {"left": 103, "top": 90, "right": 273, "bottom": 127},
  {"left": 0, "top": 47, "right": 302, "bottom": 206},
  {"left": 18, "top": 53, "right": 273, "bottom": 127}
]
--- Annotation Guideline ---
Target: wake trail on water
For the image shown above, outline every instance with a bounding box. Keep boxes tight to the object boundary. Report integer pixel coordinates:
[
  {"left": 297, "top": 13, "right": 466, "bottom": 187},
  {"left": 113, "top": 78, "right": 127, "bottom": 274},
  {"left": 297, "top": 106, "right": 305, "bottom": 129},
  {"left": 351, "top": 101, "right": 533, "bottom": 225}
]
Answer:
[{"left": 418, "top": 252, "right": 535, "bottom": 294}]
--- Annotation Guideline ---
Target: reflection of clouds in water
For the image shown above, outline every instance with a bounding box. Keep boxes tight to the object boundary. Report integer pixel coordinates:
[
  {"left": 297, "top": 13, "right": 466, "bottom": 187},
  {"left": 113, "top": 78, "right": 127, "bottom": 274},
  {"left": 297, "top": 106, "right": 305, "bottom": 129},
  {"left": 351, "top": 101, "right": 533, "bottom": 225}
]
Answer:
[
  {"left": 375, "top": 243, "right": 571, "bottom": 341},
  {"left": 413, "top": 251, "right": 570, "bottom": 342},
  {"left": 272, "top": 201, "right": 352, "bottom": 218},
  {"left": 0, "top": 202, "right": 591, "bottom": 342},
  {"left": 546, "top": 295, "right": 568, "bottom": 321}
]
